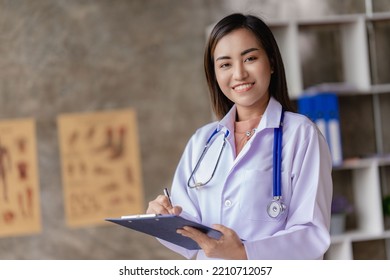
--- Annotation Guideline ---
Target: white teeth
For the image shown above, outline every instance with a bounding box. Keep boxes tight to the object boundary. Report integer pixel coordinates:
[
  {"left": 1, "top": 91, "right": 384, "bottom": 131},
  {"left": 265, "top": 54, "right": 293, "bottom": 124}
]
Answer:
[{"left": 234, "top": 83, "right": 252, "bottom": 91}]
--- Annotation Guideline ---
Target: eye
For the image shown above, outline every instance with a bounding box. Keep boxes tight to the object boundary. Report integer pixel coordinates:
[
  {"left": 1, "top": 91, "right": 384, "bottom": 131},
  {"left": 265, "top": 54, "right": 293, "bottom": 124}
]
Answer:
[
  {"left": 219, "top": 62, "right": 231, "bottom": 69},
  {"left": 244, "top": 56, "right": 257, "bottom": 62}
]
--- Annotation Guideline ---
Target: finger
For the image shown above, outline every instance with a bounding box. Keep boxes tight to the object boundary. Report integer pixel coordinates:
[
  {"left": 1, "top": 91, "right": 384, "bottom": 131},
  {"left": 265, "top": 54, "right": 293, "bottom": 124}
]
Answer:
[
  {"left": 178, "top": 226, "right": 215, "bottom": 245},
  {"left": 212, "top": 224, "right": 229, "bottom": 234},
  {"left": 212, "top": 224, "right": 243, "bottom": 246},
  {"left": 146, "top": 196, "right": 171, "bottom": 214},
  {"left": 178, "top": 227, "right": 221, "bottom": 257},
  {"left": 212, "top": 224, "right": 235, "bottom": 237},
  {"left": 156, "top": 195, "right": 172, "bottom": 209},
  {"left": 146, "top": 202, "right": 167, "bottom": 214},
  {"left": 169, "top": 206, "right": 182, "bottom": 216}
]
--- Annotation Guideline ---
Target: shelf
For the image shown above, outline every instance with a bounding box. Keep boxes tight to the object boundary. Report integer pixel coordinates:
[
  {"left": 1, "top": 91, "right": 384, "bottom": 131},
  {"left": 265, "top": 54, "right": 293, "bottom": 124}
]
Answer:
[
  {"left": 267, "top": 14, "right": 372, "bottom": 97},
  {"left": 371, "top": 83, "right": 390, "bottom": 94},
  {"left": 326, "top": 230, "right": 390, "bottom": 259},
  {"left": 266, "top": 14, "right": 365, "bottom": 26},
  {"left": 333, "top": 154, "right": 390, "bottom": 170},
  {"left": 296, "top": 14, "right": 365, "bottom": 26},
  {"left": 331, "top": 229, "right": 390, "bottom": 244},
  {"left": 302, "top": 82, "right": 390, "bottom": 95},
  {"left": 267, "top": 13, "right": 390, "bottom": 25},
  {"left": 366, "top": 11, "right": 390, "bottom": 21}
]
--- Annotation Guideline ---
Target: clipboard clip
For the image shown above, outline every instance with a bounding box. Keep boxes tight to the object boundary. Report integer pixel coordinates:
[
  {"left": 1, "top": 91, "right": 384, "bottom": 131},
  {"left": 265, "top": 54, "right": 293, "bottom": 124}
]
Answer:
[{"left": 120, "top": 214, "right": 159, "bottom": 219}]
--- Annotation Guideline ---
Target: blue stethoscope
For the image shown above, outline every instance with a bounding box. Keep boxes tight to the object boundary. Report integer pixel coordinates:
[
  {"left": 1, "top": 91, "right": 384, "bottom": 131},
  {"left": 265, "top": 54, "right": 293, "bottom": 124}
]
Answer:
[{"left": 187, "top": 111, "right": 286, "bottom": 218}]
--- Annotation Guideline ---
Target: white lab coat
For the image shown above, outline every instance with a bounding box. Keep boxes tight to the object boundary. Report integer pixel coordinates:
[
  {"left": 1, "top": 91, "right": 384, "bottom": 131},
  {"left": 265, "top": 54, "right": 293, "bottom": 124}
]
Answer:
[{"left": 160, "top": 97, "right": 333, "bottom": 260}]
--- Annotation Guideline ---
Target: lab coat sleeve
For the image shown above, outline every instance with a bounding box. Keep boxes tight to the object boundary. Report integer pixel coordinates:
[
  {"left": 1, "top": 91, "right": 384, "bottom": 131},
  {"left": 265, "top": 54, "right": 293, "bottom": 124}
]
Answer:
[
  {"left": 156, "top": 132, "right": 205, "bottom": 259},
  {"left": 244, "top": 124, "right": 333, "bottom": 259}
]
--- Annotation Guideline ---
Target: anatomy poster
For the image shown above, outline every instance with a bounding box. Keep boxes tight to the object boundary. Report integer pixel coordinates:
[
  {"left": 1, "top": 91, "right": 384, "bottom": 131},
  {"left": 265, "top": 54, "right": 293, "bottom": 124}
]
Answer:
[
  {"left": 0, "top": 119, "right": 41, "bottom": 237},
  {"left": 57, "top": 109, "right": 144, "bottom": 228}
]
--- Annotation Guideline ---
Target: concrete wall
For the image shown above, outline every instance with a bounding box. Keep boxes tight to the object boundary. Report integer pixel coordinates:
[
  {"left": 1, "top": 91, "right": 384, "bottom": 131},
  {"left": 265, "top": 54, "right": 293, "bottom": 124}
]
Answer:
[{"left": 0, "top": 0, "right": 219, "bottom": 260}]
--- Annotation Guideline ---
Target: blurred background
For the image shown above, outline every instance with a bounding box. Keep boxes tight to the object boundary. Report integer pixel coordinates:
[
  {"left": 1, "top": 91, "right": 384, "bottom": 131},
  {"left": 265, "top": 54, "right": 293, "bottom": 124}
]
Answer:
[{"left": 0, "top": 0, "right": 389, "bottom": 260}]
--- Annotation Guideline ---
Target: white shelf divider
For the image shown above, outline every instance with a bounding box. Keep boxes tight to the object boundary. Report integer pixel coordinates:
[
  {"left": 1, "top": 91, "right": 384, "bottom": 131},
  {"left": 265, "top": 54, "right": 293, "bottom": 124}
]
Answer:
[
  {"left": 326, "top": 240, "right": 353, "bottom": 260},
  {"left": 271, "top": 22, "right": 303, "bottom": 99},
  {"left": 341, "top": 16, "right": 371, "bottom": 92},
  {"left": 352, "top": 163, "right": 384, "bottom": 234}
]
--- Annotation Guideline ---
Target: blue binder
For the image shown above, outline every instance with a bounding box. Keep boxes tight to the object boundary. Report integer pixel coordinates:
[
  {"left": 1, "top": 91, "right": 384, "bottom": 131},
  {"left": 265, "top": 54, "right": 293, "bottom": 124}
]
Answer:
[
  {"left": 106, "top": 214, "right": 222, "bottom": 250},
  {"left": 297, "top": 95, "right": 316, "bottom": 122},
  {"left": 297, "top": 92, "right": 343, "bottom": 166},
  {"left": 313, "top": 93, "right": 328, "bottom": 142},
  {"left": 320, "top": 93, "right": 343, "bottom": 166}
]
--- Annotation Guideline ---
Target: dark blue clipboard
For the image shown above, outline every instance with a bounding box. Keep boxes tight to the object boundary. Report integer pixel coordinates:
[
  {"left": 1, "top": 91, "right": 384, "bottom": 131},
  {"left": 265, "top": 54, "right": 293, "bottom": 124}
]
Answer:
[{"left": 105, "top": 214, "right": 222, "bottom": 250}]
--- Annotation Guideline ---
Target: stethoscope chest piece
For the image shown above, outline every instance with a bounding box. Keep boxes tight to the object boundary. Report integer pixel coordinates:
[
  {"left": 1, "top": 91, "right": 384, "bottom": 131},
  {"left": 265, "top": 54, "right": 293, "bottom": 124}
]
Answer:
[{"left": 267, "top": 199, "right": 286, "bottom": 218}]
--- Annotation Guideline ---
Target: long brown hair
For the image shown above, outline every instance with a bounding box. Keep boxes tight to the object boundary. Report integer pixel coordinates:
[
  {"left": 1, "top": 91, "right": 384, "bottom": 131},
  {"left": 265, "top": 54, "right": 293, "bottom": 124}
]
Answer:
[{"left": 204, "top": 13, "right": 295, "bottom": 120}]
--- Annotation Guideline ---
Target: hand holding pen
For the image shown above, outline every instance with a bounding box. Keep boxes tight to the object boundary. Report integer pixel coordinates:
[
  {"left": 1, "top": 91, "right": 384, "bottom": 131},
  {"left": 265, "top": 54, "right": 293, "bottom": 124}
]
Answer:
[
  {"left": 163, "top": 188, "right": 173, "bottom": 207},
  {"left": 163, "top": 187, "right": 182, "bottom": 215},
  {"left": 146, "top": 187, "right": 182, "bottom": 216}
]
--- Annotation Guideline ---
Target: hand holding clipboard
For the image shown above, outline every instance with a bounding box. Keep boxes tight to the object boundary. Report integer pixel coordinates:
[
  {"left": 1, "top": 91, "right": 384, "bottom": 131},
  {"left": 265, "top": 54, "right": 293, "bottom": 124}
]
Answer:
[{"left": 105, "top": 214, "right": 222, "bottom": 250}]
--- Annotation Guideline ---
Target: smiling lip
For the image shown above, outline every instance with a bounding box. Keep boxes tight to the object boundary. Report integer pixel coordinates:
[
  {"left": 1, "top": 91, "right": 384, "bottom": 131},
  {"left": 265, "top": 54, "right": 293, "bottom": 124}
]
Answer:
[{"left": 232, "top": 82, "right": 255, "bottom": 93}]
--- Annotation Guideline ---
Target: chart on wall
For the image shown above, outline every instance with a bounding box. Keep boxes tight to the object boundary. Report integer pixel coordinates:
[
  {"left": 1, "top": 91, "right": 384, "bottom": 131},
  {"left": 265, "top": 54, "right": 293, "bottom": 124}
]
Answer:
[
  {"left": 0, "top": 119, "right": 42, "bottom": 238},
  {"left": 57, "top": 109, "right": 144, "bottom": 228}
]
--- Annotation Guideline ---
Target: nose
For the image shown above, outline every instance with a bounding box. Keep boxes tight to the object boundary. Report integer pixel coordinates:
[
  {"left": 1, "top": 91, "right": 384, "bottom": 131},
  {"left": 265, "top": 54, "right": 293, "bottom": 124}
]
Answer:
[{"left": 233, "top": 62, "right": 248, "bottom": 80}]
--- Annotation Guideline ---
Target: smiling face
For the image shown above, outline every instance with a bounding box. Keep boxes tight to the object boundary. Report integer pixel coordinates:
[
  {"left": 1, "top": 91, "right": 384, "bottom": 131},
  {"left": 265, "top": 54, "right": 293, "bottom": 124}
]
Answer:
[{"left": 213, "top": 28, "right": 273, "bottom": 121}]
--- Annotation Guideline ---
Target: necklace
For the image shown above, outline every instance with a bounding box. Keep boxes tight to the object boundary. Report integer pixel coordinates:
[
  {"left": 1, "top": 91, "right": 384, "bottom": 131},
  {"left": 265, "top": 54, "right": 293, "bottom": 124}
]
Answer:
[
  {"left": 245, "top": 128, "right": 256, "bottom": 139},
  {"left": 234, "top": 115, "right": 262, "bottom": 156},
  {"left": 236, "top": 128, "right": 256, "bottom": 149}
]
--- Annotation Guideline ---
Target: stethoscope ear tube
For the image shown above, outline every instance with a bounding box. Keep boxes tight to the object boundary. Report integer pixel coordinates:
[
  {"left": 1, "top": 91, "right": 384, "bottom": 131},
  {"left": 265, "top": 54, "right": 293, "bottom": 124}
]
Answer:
[
  {"left": 268, "top": 110, "right": 286, "bottom": 218},
  {"left": 273, "top": 126, "right": 279, "bottom": 197},
  {"left": 273, "top": 111, "right": 284, "bottom": 197},
  {"left": 187, "top": 129, "right": 229, "bottom": 188}
]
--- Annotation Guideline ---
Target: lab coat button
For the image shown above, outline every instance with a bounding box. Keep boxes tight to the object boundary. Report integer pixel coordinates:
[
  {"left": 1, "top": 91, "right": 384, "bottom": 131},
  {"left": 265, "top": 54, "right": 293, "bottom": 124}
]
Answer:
[{"left": 224, "top": 200, "right": 232, "bottom": 207}]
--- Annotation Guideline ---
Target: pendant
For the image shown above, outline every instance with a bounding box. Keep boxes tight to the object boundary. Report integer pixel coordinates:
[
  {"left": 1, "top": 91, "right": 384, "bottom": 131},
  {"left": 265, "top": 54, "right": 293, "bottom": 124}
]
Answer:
[{"left": 245, "top": 129, "right": 255, "bottom": 138}]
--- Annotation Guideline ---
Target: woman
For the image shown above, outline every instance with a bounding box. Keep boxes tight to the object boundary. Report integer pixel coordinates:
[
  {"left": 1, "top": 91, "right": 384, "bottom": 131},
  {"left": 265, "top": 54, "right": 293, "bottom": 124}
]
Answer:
[{"left": 147, "top": 13, "right": 333, "bottom": 260}]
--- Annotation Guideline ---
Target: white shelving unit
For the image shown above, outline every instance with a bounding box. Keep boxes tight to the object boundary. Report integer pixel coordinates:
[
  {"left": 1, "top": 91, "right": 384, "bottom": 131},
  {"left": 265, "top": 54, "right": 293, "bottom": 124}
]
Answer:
[
  {"left": 269, "top": 20, "right": 303, "bottom": 98},
  {"left": 267, "top": 13, "right": 390, "bottom": 259},
  {"left": 328, "top": 157, "right": 390, "bottom": 259},
  {"left": 268, "top": 14, "right": 374, "bottom": 98}
]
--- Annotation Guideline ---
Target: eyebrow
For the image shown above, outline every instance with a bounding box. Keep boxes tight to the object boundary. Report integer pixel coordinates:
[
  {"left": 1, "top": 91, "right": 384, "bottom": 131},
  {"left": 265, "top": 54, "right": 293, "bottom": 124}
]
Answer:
[{"left": 215, "top": 47, "right": 260, "bottom": 61}]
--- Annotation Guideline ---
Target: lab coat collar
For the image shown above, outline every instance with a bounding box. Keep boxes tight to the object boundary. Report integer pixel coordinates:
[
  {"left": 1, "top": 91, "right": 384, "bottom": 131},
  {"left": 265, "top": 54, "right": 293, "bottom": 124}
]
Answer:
[
  {"left": 260, "top": 96, "right": 283, "bottom": 129},
  {"left": 217, "top": 96, "right": 283, "bottom": 135},
  {"left": 217, "top": 106, "right": 236, "bottom": 135}
]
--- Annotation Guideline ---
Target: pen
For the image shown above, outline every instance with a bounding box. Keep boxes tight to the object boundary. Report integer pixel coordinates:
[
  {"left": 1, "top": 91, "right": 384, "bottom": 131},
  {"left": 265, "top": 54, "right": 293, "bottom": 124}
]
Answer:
[{"left": 163, "top": 187, "right": 172, "bottom": 207}]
